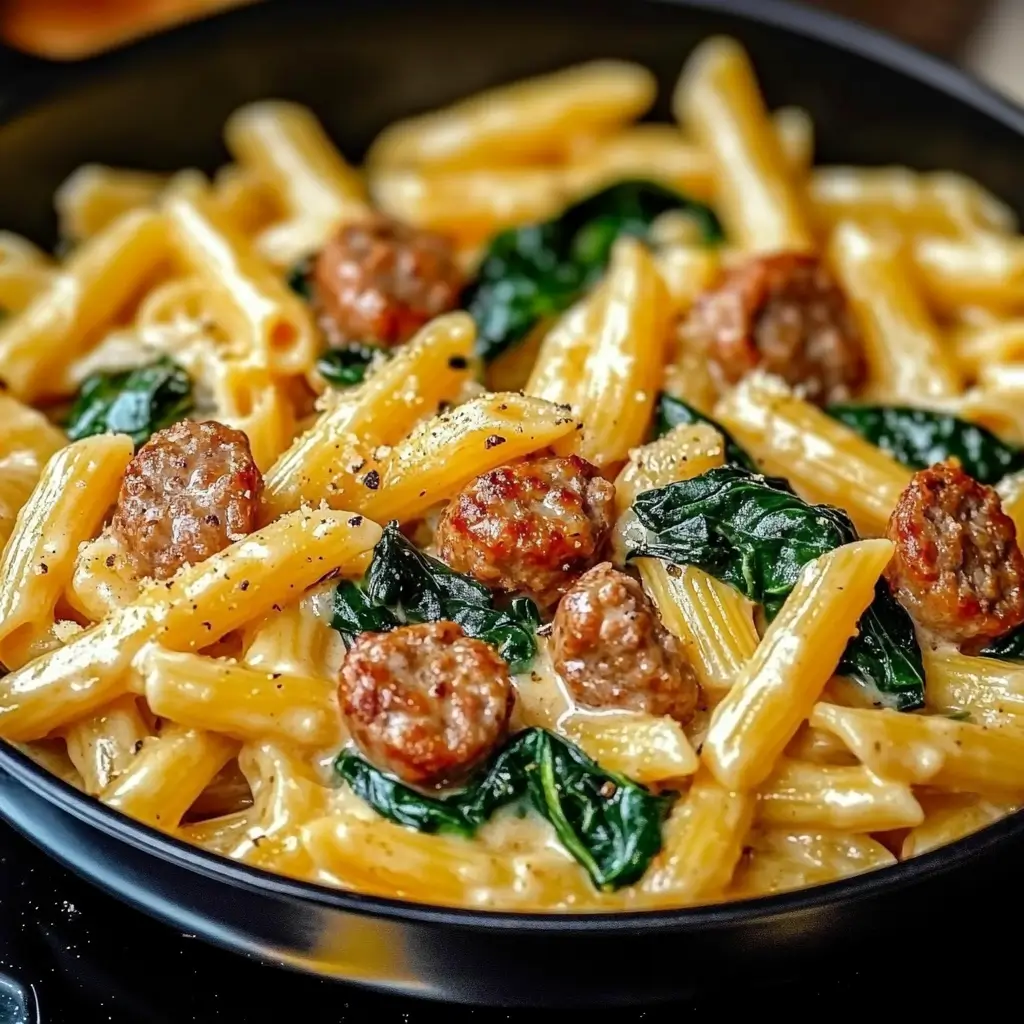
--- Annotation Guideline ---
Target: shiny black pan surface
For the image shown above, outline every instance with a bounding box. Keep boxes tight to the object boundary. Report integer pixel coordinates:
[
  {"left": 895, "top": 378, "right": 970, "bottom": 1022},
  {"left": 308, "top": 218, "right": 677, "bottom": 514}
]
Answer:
[{"left": 1, "top": 0, "right": 1023, "bottom": 1006}]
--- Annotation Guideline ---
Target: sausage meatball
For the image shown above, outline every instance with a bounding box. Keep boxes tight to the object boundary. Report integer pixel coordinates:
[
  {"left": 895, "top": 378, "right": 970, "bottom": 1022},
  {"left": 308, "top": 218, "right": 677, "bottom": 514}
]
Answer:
[
  {"left": 339, "top": 621, "right": 514, "bottom": 786},
  {"left": 111, "top": 419, "right": 263, "bottom": 581},
  {"left": 885, "top": 459, "right": 1024, "bottom": 643},
  {"left": 552, "top": 563, "right": 699, "bottom": 723},
  {"left": 685, "top": 252, "right": 866, "bottom": 405},
  {"left": 436, "top": 454, "right": 616, "bottom": 609},
  {"left": 313, "top": 214, "right": 463, "bottom": 348}
]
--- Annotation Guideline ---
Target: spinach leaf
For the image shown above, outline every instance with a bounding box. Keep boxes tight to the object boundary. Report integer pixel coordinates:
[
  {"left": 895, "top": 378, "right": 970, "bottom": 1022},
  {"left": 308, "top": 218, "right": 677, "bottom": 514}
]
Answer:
[
  {"left": 335, "top": 751, "right": 473, "bottom": 836},
  {"left": 827, "top": 405, "right": 1024, "bottom": 485},
  {"left": 65, "top": 356, "right": 194, "bottom": 449},
  {"left": 332, "top": 521, "right": 540, "bottom": 671},
  {"left": 652, "top": 393, "right": 757, "bottom": 471},
  {"left": 629, "top": 465, "right": 925, "bottom": 710},
  {"left": 316, "top": 345, "right": 383, "bottom": 387},
  {"left": 979, "top": 625, "right": 1024, "bottom": 661},
  {"left": 465, "top": 180, "right": 723, "bottom": 362},
  {"left": 335, "top": 728, "right": 674, "bottom": 890},
  {"left": 285, "top": 255, "right": 313, "bottom": 300}
]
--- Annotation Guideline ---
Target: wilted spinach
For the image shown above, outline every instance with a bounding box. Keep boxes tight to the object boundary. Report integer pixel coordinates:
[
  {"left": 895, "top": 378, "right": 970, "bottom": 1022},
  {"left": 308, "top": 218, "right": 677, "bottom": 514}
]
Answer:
[
  {"left": 65, "top": 356, "right": 194, "bottom": 449},
  {"left": 335, "top": 727, "right": 674, "bottom": 890},
  {"left": 331, "top": 521, "right": 541, "bottom": 671},
  {"left": 629, "top": 465, "right": 925, "bottom": 710},
  {"left": 316, "top": 345, "right": 383, "bottom": 387},
  {"left": 465, "top": 180, "right": 723, "bottom": 362},
  {"left": 285, "top": 255, "right": 313, "bottom": 301},
  {"left": 652, "top": 393, "right": 757, "bottom": 472},
  {"left": 979, "top": 625, "right": 1024, "bottom": 661},
  {"left": 827, "top": 405, "right": 1024, "bottom": 485}
]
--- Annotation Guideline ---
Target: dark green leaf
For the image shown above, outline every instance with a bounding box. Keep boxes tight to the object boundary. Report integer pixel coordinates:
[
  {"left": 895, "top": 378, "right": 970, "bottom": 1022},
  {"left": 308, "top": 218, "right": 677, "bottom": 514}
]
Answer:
[
  {"left": 286, "top": 255, "right": 313, "bottom": 300},
  {"left": 333, "top": 521, "right": 540, "bottom": 672},
  {"left": 331, "top": 580, "right": 400, "bottom": 645},
  {"left": 835, "top": 580, "right": 926, "bottom": 712},
  {"left": 827, "top": 404, "right": 1024, "bottom": 485},
  {"left": 65, "top": 357, "right": 194, "bottom": 449},
  {"left": 979, "top": 624, "right": 1024, "bottom": 661},
  {"left": 652, "top": 393, "right": 757, "bottom": 471},
  {"left": 629, "top": 465, "right": 925, "bottom": 710},
  {"left": 334, "top": 728, "right": 674, "bottom": 890},
  {"left": 630, "top": 465, "right": 856, "bottom": 616},
  {"left": 465, "top": 180, "right": 723, "bottom": 362},
  {"left": 316, "top": 346, "right": 383, "bottom": 388},
  {"left": 334, "top": 750, "right": 472, "bottom": 836}
]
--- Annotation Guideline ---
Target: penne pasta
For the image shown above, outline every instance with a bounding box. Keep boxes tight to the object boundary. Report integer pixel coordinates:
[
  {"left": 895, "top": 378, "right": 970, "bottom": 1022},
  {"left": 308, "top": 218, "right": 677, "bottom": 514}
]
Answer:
[
  {"left": 138, "top": 644, "right": 341, "bottom": 748},
  {"left": 902, "top": 793, "right": 1021, "bottom": 858},
  {"left": 366, "top": 61, "right": 656, "bottom": 172},
  {"left": 674, "top": 37, "right": 813, "bottom": 254},
  {"left": 0, "top": 510, "right": 381, "bottom": 741},
  {"left": 63, "top": 695, "right": 151, "bottom": 796},
  {"left": 912, "top": 233, "right": 1024, "bottom": 314},
  {"left": 757, "top": 758, "right": 923, "bottom": 832},
  {"left": 829, "top": 221, "right": 961, "bottom": 401},
  {"left": 923, "top": 648, "right": 1024, "bottom": 730},
  {"left": 55, "top": 164, "right": 167, "bottom": 242},
  {"left": 703, "top": 539, "right": 893, "bottom": 790},
  {"left": 0, "top": 209, "right": 168, "bottom": 401},
  {"left": 715, "top": 373, "right": 912, "bottom": 537},
  {"left": 0, "top": 434, "right": 134, "bottom": 669},
  {"left": 810, "top": 702, "right": 1024, "bottom": 793}
]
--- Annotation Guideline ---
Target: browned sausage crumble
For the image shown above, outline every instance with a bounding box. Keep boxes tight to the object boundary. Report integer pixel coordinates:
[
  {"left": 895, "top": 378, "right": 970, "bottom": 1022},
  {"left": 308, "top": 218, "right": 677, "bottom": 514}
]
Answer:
[
  {"left": 111, "top": 419, "right": 263, "bottom": 582},
  {"left": 552, "top": 563, "right": 699, "bottom": 723},
  {"left": 435, "top": 454, "right": 616, "bottom": 609},
  {"left": 684, "top": 252, "right": 866, "bottom": 406},
  {"left": 338, "top": 621, "right": 514, "bottom": 786},
  {"left": 313, "top": 214, "right": 464, "bottom": 348},
  {"left": 885, "top": 459, "right": 1024, "bottom": 643}
]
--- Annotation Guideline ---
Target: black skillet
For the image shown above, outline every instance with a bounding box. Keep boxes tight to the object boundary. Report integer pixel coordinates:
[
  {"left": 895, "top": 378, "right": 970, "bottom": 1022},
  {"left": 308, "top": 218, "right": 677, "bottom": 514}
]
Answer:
[{"left": 1, "top": 0, "right": 1023, "bottom": 1008}]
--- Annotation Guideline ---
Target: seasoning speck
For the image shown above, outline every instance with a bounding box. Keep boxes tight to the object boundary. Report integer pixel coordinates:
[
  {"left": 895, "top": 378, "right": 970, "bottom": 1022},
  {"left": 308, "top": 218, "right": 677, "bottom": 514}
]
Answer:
[
  {"left": 105, "top": 554, "right": 116, "bottom": 568},
  {"left": 363, "top": 469, "right": 380, "bottom": 490},
  {"left": 448, "top": 355, "right": 468, "bottom": 369},
  {"left": 484, "top": 434, "right": 507, "bottom": 450},
  {"left": 348, "top": 515, "right": 363, "bottom": 527}
]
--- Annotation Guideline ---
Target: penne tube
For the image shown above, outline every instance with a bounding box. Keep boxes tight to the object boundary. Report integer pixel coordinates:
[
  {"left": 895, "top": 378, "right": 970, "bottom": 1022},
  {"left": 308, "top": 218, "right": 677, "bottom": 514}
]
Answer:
[
  {"left": 263, "top": 311, "right": 474, "bottom": 518},
  {"left": 101, "top": 724, "right": 238, "bottom": 831},
  {"left": 950, "top": 318, "right": 1024, "bottom": 380},
  {"left": 703, "top": 539, "right": 893, "bottom": 791},
  {"left": 641, "top": 768, "right": 754, "bottom": 901},
  {"left": 773, "top": 106, "right": 814, "bottom": 174},
  {"left": 55, "top": 164, "right": 167, "bottom": 242},
  {"left": 902, "top": 793, "right": 1021, "bottom": 858},
  {"left": 0, "top": 209, "right": 168, "bottom": 401},
  {"left": 715, "top": 373, "right": 912, "bottom": 537},
  {"left": 524, "top": 289, "right": 602, "bottom": 409},
  {"left": 0, "top": 261, "right": 56, "bottom": 314},
  {"left": 674, "top": 37, "right": 813, "bottom": 254},
  {"left": 181, "top": 810, "right": 254, "bottom": 856},
  {"left": 756, "top": 758, "right": 923, "bottom": 832},
  {"left": 138, "top": 644, "right": 341, "bottom": 748},
  {"left": 912, "top": 233, "right": 1024, "bottom": 313},
  {"left": 164, "top": 193, "right": 317, "bottom": 376},
  {"left": 655, "top": 244, "right": 721, "bottom": 318},
  {"left": 829, "top": 221, "right": 962, "bottom": 400},
  {"left": 553, "top": 238, "right": 670, "bottom": 467},
  {"left": 810, "top": 702, "right": 1024, "bottom": 793},
  {"left": 0, "top": 510, "right": 381, "bottom": 741},
  {"left": 732, "top": 829, "right": 895, "bottom": 898},
  {"left": 225, "top": 100, "right": 367, "bottom": 259},
  {"left": 366, "top": 61, "right": 656, "bottom": 172},
  {"left": 0, "top": 434, "right": 134, "bottom": 669},
  {"left": 614, "top": 424, "right": 759, "bottom": 695},
  {"left": 809, "top": 167, "right": 1016, "bottom": 238},
  {"left": 560, "top": 713, "right": 698, "bottom": 784},
  {"left": 63, "top": 695, "right": 151, "bottom": 795},
  {"left": 922, "top": 648, "right": 1024, "bottom": 730},
  {"left": 211, "top": 164, "right": 282, "bottom": 238},
  {"left": 65, "top": 532, "right": 141, "bottom": 623},
  {"left": 360, "top": 392, "right": 579, "bottom": 525},
  {"left": 302, "top": 812, "right": 516, "bottom": 907}
]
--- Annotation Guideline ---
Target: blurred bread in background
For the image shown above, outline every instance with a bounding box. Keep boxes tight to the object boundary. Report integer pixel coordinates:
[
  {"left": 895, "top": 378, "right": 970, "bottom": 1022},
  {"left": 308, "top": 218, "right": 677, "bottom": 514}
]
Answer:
[{"left": 0, "top": 0, "right": 258, "bottom": 58}]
